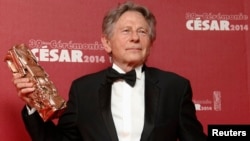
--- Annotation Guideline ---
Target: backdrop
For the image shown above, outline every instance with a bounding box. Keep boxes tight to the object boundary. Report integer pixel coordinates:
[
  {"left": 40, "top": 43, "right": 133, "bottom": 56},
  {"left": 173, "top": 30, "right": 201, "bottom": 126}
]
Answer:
[{"left": 0, "top": 0, "right": 249, "bottom": 140}]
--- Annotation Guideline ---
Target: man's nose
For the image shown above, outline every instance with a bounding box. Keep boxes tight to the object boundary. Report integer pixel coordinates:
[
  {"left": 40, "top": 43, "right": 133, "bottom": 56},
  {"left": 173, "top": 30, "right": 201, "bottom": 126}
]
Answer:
[{"left": 130, "top": 31, "right": 140, "bottom": 42}]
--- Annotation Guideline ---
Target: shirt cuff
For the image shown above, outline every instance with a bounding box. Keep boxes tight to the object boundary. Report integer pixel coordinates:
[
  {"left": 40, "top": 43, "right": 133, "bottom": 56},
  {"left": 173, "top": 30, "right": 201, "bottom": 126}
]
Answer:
[{"left": 26, "top": 105, "right": 36, "bottom": 115}]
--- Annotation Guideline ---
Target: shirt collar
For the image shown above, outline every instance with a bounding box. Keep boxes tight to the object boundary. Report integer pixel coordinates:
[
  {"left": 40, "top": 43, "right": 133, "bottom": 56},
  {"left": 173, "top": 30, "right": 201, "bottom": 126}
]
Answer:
[{"left": 112, "top": 64, "right": 143, "bottom": 79}]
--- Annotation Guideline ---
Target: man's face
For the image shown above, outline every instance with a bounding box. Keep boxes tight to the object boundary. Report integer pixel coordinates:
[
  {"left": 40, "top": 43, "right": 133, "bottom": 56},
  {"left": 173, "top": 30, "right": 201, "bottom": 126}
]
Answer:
[{"left": 102, "top": 11, "right": 152, "bottom": 68}]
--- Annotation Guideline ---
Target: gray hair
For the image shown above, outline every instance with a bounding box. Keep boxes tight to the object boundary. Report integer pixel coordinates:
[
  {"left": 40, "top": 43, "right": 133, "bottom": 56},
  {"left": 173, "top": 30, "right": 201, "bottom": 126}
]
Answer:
[{"left": 102, "top": 1, "right": 156, "bottom": 42}]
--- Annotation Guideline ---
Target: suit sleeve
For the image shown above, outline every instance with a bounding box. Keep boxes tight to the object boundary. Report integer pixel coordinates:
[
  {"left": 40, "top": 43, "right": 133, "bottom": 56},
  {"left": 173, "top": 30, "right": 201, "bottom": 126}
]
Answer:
[
  {"left": 21, "top": 81, "right": 82, "bottom": 141},
  {"left": 21, "top": 106, "right": 60, "bottom": 141},
  {"left": 178, "top": 80, "right": 208, "bottom": 141}
]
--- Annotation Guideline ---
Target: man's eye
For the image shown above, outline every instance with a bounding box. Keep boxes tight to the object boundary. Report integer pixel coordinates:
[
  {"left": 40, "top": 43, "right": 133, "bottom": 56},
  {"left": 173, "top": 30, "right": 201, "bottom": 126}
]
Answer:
[
  {"left": 138, "top": 30, "right": 148, "bottom": 35},
  {"left": 138, "top": 30, "right": 145, "bottom": 33},
  {"left": 122, "top": 29, "right": 130, "bottom": 33}
]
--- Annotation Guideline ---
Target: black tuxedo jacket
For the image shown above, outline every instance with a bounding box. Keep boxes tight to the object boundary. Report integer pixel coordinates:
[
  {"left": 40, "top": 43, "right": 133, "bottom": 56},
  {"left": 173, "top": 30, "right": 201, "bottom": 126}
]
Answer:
[{"left": 22, "top": 66, "right": 207, "bottom": 141}]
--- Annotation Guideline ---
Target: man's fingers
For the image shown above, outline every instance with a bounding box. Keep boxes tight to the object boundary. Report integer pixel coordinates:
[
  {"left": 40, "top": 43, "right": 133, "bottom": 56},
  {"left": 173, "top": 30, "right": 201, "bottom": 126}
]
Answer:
[
  {"left": 15, "top": 81, "right": 34, "bottom": 89},
  {"left": 19, "top": 87, "right": 36, "bottom": 94},
  {"left": 12, "top": 73, "right": 23, "bottom": 79}
]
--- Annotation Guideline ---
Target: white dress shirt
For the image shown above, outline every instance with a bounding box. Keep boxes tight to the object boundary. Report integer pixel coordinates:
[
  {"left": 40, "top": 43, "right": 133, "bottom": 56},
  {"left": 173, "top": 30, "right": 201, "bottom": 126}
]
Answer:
[{"left": 111, "top": 64, "right": 145, "bottom": 141}]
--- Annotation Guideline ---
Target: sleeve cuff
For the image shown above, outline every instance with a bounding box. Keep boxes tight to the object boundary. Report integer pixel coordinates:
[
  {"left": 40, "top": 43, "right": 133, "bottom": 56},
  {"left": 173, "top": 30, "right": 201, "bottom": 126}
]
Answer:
[{"left": 26, "top": 105, "right": 36, "bottom": 115}]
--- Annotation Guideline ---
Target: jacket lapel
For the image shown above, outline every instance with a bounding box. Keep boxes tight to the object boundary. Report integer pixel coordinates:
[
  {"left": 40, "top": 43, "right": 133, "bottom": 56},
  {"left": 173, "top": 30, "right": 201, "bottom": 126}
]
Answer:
[
  {"left": 99, "top": 76, "right": 119, "bottom": 141},
  {"left": 140, "top": 67, "right": 160, "bottom": 141}
]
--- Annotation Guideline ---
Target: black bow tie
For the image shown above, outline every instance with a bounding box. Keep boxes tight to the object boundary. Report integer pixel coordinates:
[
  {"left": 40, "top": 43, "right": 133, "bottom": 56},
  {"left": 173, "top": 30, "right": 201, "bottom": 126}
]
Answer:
[{"left": 106, "top": 68, "right": 136, "bottom": 87}]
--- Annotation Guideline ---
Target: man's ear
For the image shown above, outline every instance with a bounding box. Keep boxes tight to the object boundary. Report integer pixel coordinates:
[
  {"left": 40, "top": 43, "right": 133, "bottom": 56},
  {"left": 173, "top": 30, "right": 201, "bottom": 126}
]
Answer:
[{"left": 101, "top": 35, "right": 112, "bottom": 54}]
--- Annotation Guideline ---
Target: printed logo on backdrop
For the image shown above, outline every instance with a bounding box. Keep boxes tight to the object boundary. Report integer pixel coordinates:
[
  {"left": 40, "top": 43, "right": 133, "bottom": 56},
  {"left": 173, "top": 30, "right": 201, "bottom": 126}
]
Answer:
[
  {"left": 185, "top": 12, "right": 248, "bottom": 31},
  {"left": 28, "top": 39, "right": 110, "bottom": 63},
  {"left": 194, "top": 91, "right": 222, "bottom": 111}
]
